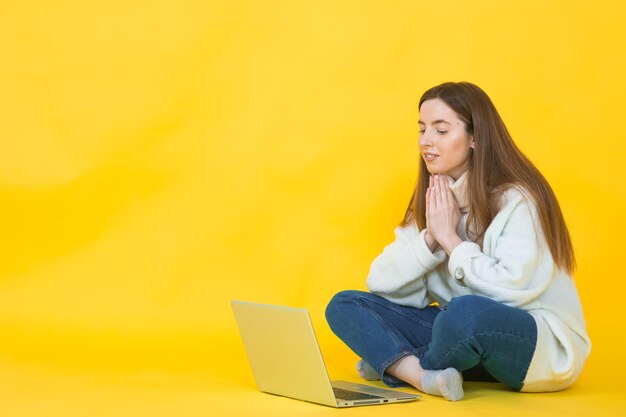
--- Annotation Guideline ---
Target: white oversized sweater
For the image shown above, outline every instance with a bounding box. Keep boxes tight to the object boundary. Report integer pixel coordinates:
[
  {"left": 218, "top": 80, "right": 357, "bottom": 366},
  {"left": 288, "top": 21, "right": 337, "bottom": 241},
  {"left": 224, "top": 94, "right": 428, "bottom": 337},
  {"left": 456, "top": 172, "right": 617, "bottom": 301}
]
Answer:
[{"left": 366, "top": 171, "right": 591, "bottom": 392}]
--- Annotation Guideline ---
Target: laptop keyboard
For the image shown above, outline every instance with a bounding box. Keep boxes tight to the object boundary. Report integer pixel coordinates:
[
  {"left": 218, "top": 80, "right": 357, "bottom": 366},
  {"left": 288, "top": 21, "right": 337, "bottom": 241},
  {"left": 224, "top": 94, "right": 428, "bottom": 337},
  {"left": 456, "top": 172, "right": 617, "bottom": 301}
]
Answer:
[{"left": 333, "top": 387, "right": 384, "bottom": 401}]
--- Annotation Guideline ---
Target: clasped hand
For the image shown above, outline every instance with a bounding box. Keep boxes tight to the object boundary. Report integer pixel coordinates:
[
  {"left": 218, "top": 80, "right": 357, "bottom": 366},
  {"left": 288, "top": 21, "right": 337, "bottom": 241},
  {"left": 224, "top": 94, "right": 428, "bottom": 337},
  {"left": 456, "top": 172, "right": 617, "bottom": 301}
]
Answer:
[{"left": 425, "top": 174, "right": 462, "bottom": 255}]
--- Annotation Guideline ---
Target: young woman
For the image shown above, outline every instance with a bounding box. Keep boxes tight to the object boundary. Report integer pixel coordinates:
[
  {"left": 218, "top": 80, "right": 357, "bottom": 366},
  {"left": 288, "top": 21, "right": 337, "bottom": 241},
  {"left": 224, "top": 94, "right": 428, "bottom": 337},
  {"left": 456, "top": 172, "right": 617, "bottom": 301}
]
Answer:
[{"left": 325, "top": 82, "right": 591, "bottom": 401}]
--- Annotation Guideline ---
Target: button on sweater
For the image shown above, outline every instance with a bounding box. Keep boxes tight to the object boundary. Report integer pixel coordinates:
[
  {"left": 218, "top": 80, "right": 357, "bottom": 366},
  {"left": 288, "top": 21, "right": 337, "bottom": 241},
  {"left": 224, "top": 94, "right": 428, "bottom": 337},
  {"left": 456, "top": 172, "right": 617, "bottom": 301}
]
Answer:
[{"left": 366, "top": 171, "right": 591, "bottom": 392}]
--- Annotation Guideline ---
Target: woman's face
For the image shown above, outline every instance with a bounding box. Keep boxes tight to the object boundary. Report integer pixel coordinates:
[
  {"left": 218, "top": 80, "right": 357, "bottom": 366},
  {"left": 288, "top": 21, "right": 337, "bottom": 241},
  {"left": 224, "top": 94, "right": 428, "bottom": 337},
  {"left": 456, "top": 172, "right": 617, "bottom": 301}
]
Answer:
[{"left": 418, "top": 98, "right": 474, "bottom": 180}]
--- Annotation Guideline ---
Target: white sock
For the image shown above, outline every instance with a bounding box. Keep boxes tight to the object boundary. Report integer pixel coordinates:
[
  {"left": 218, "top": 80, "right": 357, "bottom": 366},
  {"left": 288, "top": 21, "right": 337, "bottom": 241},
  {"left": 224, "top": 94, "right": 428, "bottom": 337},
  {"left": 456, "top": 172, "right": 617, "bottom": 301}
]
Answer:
[
  {"left": 356, "top": 359, "right": 380, "bottom": 381},
  {"left": 420, "top": 368, "right": 464, "bottom": 401}
]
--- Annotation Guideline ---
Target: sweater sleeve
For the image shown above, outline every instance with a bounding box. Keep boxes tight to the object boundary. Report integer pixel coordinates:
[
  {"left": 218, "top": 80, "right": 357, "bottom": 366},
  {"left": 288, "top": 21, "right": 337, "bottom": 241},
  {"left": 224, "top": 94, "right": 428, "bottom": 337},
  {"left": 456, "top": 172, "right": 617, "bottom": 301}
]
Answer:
[
  {"left": 447, "top": 191, "right": 552, "bottom": 307},
  {"left": 366, "top": 223, "right": 447, "bottom": 308}
]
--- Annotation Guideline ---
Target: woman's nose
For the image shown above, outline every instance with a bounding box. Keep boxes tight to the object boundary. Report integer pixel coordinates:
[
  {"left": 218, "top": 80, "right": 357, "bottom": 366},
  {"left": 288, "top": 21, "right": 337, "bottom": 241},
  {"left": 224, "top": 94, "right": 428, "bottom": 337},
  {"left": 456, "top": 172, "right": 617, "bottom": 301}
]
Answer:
[{"left": 419, "top": 131, "right": 433, "bottom": 148}]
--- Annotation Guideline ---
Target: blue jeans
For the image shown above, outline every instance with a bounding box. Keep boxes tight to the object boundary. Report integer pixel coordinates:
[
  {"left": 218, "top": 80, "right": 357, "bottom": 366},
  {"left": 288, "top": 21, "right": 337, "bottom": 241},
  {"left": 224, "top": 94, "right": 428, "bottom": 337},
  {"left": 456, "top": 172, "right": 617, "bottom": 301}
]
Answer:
[{"left": 325, "top": 291, "right": 537, "bottom": 390}]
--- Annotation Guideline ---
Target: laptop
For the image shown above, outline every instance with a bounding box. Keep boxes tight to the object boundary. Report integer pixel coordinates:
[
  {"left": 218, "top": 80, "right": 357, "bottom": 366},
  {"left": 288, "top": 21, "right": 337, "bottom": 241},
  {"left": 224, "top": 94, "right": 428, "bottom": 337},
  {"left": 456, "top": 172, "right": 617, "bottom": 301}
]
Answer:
[{"left": 231, "top": 300, "right": 420, "bottom": 407}]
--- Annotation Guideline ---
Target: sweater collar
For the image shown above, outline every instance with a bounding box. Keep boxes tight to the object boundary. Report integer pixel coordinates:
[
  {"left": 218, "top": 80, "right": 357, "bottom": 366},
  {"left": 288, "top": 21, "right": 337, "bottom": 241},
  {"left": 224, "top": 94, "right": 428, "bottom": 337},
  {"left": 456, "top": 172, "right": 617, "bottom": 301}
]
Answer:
[{"left": 446, "top": 170, "right": 470, "bottom": 213}]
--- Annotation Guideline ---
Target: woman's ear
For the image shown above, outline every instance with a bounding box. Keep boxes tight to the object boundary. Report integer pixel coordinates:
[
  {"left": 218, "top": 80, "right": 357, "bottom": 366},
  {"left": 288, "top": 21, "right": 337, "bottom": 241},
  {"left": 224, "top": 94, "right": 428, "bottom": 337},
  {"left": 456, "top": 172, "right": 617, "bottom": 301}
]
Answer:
[{"left": 470, "top": 135, "right": 475, "bottom": 149}]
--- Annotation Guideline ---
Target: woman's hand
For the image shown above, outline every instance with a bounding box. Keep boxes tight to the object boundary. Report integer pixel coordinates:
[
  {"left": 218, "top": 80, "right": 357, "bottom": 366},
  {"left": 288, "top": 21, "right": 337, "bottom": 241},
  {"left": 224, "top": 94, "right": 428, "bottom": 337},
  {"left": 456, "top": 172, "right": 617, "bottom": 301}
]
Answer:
[{"left": 426, "top": 174, "right": 463, "bottom": 255}]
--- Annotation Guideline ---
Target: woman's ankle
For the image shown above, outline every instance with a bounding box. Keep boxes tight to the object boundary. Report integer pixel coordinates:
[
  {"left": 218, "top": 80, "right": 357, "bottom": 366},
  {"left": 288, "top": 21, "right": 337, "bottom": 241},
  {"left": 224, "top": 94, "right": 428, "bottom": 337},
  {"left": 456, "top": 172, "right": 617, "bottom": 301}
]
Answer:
[{"left": 385, "top": 355, "right": 426, "bottom": 391}]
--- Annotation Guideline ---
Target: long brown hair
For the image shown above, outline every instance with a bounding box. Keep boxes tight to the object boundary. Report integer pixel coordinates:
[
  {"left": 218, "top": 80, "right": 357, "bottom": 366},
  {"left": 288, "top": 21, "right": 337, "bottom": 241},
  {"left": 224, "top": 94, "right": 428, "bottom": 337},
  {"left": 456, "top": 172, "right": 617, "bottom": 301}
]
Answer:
[{"left": 400, "top": 81, "right": 576, "bottom": 275}]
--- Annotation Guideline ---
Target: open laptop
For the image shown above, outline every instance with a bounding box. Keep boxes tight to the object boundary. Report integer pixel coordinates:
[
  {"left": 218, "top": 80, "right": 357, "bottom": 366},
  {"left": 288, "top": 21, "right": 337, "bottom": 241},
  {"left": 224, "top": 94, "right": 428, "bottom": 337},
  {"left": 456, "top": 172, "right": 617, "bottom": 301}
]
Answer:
[{"left": 231, "top": 300, "right": 420, "bottom": 407}]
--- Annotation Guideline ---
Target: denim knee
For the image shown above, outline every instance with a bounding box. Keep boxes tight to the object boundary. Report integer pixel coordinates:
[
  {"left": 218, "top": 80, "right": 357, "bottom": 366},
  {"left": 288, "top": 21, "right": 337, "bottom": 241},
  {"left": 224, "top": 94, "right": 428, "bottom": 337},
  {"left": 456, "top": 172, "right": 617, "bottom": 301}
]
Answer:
[
  {"left": 423, "top": 294, "right": 537, "bottom": 389},
  {"left": 436, "top": 295, "right": 498, "bottom": 337},
  {"left": 447, "top": 294, "right": 497, "bottom": 315},
  {"left": 325, "top": 290, "right": 363, "bottom": 330}
]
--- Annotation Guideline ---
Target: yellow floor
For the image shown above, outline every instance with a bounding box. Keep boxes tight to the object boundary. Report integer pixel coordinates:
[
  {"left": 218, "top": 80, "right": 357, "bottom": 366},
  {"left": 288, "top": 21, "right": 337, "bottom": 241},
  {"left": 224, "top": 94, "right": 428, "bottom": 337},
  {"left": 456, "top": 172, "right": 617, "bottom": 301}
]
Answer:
[{"left": 2, "top": 335, "right": 624, "bottom": 417}]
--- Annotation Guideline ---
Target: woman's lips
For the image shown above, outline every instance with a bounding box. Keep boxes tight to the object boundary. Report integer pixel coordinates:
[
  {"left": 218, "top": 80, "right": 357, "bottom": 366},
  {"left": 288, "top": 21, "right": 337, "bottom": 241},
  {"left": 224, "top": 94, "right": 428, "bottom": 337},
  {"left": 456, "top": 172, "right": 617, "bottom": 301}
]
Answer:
[{"left": 423, "top": 153, "right": 439, "bottom": 162}]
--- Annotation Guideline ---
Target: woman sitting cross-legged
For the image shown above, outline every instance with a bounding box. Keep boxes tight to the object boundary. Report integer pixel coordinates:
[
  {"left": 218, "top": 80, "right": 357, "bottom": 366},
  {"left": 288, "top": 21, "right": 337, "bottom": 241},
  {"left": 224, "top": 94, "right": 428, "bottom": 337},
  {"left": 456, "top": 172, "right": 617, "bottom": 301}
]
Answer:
[{"left": 325, "top": 81, "right": 591, "bottom": 401}]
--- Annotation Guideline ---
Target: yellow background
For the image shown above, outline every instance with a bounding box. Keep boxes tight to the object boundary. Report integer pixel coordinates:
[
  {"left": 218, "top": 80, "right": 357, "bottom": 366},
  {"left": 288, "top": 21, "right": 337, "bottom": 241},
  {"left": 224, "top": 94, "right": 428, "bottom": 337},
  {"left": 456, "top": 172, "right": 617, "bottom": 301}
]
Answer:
[{"left": 1, "top": 1, "right": 625, "bottom": 415}]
